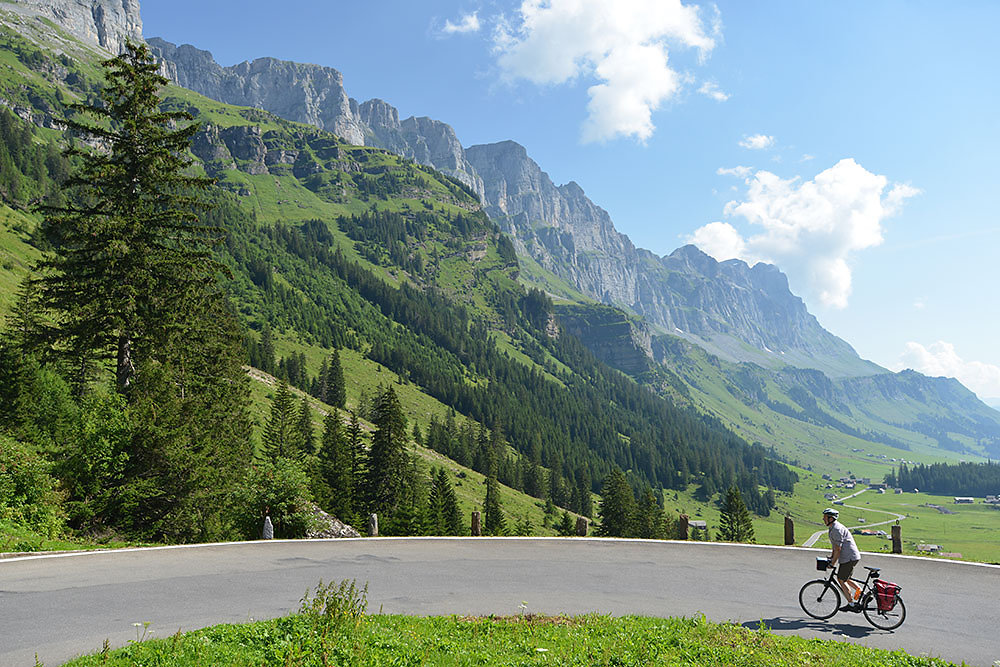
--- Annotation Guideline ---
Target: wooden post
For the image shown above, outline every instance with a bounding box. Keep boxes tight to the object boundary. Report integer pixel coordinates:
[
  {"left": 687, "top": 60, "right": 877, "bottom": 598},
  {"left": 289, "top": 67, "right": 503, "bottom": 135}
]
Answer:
[
  {"left": 368, "top": 513, "right": 378, "bottom": 537},
  {"left": 891, "top": 522, "right": 902, "bottom": 554},
  {"left": 784, "top": 515, "right": 794, "bottom": 545},
  {"left": 471, "top": 511, "right": 481, "bottom": 536},
  {"left": 678, "top": 514, "right": 689, "bottom": 540},
  {"left": 575, "top": 516, "right": 589, "bottom": 536}
]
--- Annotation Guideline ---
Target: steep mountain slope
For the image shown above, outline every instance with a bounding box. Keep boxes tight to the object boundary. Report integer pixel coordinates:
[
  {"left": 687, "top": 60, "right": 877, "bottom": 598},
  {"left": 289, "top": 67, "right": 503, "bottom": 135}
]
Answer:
[{"left": 0, "top": 12, "right": 798, "bottom": 520}]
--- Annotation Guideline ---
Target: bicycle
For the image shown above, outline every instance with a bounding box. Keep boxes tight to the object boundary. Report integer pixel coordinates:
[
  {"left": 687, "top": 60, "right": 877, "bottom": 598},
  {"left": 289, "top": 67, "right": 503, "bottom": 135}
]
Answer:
[{"left": 798, "top": 560, "right": 906, "bottom": 630}]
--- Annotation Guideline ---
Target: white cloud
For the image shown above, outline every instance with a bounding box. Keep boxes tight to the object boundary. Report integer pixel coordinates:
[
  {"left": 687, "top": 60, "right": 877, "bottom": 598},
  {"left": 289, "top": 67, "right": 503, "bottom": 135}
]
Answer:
[
  {"left": 800, "top": 154, "right": 815, "bottom": 162},
  {"left": 698, "top": 80, "right": 729, "bottom": 101},
  {"left": 494, "top": 0, "right": 716, "bottom": 143},
  {"left": 443, "top": 12, "right": 481, "bottom": 34},
  {"left": 687, "top": 158, "right": 919, "bottom": 309},
  {"left": 739, "top": 134, "right": 774, "bottom": 150},
  {"left": 716, "top": 165, "right": 752, "bottom": 179},
  {"left": 896, "top": 341, "right": 1000, "bottom": 401},
  {"left": 687, "top": 221, "right": 745, "bottom": 261}
]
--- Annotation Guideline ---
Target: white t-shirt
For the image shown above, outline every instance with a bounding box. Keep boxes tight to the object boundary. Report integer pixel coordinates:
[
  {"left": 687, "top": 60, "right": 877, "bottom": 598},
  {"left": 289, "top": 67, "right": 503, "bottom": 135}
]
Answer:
[{"left": 829, "top": 520, "right": 861, "bottom": 563}]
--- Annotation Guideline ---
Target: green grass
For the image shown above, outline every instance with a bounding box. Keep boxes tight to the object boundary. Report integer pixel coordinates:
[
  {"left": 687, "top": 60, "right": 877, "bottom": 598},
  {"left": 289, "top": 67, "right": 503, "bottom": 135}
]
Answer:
[
  {"left": 0, "top": 519, "right": 145, "bottom": 554},
  {"left": 62, "top": 611, "right": 958, "bottom": 666}
]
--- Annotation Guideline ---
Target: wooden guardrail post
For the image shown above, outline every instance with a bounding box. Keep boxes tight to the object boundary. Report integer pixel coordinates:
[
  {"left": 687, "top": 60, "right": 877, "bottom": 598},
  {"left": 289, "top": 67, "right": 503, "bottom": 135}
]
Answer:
[
  {"left": 891, "top": 522, "right": 902, "bottom": 554},
  {"left": 575, "top": 517, "right": 589, "bottom": 536},
  {"left": 471, "top": 511, "right": 481, "bottom": 536},
  {"left": 368, "top": 513, "right": 378, "bottom": 537},
  {"left": 784, "top": 515, "right": 794, "bottom": 545},
  {"left": 678, "top": 514, "right": 689, "bottom": 540}
]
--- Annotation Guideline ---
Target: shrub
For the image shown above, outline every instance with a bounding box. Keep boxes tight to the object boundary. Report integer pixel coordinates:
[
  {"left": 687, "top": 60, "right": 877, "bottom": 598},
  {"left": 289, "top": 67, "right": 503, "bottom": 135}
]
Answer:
[
  {"left": 229, "top": 457, "right": 315, "bottom": 539},
  {"left": 0, "top": 434, "right": 65, "bottom": 537}
]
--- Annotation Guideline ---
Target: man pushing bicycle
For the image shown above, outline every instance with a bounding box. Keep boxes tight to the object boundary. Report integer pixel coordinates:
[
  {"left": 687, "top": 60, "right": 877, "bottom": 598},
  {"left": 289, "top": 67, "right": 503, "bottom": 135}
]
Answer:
[{"left": 822, "top": 507, "right": 862, "bottom": 611}]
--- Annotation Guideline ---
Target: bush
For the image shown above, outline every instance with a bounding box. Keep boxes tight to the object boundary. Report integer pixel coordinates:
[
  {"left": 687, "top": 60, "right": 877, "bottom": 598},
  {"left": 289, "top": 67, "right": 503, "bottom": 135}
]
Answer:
[
  {"left": 230, "top": 457, "right": 315, "bottom": 539},
  {"left": 0, "top": 434, "right": 65, "bottom": 537}
]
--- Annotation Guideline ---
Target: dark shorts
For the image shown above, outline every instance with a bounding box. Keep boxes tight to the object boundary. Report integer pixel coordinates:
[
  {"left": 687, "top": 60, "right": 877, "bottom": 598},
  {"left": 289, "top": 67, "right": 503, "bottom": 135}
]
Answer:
[{"left": 837, "top": 559, "right": 859, "bottom": 581}]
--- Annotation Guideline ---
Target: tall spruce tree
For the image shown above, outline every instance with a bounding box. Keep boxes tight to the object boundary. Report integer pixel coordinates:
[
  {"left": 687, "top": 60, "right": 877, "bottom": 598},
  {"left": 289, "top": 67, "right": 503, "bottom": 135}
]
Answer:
[
  {"left": 365, "top": 386, "right": 409, "bottom": 517},
  {"left": 36, "top": 41, "right": 220, "bottom": 395},
  {"left": 28, "top": 41, "right": 252, "bottom": 541},
  {"left": 717, "top": 485, "right": 756, "bottom": 543},
  {"left": 317, "top": 411, "right": 353, "bottom": 522}
]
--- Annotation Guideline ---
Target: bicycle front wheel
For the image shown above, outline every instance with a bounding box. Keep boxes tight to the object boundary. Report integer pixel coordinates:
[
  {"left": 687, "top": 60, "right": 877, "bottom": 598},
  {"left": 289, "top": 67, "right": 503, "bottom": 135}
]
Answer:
[
  {"left": 799, "top": 579, "right": 841, "bottom": 619},
  {"left": 862, "top": 593, "right": 906, "bottom": 630}
]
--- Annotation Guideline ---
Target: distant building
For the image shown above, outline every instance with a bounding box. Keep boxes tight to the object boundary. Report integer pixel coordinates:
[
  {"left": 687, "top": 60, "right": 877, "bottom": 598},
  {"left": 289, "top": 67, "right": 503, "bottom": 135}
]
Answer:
[
  {"left": 869, "top": 483, "right": 887, "bottom": 491},
  {"left": 916, "top": 544, "right": 941, "bottom": 553},
  {"left": 688, "top": 520, "right": 707, "bottom": 530},
  {"left": 824, "top": 493, "right": 837, "bottom": 500},
  {"left": 894, "top": 488, "right": 903, "bottom": 494},
  {"left": 954, "top": 497, "right": 975, "bottom": 504}
]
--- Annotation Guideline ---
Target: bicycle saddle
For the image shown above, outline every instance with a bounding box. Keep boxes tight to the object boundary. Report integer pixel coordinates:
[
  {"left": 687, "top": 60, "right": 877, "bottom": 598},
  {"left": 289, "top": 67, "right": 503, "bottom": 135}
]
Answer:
[{"left": 864, "top": 566, "right": 881, "bottom": 573}]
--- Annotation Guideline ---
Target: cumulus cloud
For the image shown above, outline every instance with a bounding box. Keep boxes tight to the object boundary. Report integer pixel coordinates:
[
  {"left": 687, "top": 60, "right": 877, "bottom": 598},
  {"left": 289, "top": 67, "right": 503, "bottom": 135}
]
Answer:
[
  {"left": 687, "top": 158, "right": 919, "bottom": 309},
  {"left": 687, "top": 221, "right": 745, "bottom": 261},
  {"left": 698, "top": 80, "right": 729, "bottom": 101},
  {"left": 494, "top": 0, "right": 716, "bottom": 143},
  {"left": 443, "top": 12, "right": 481, "bottom": 34},
  {"left": 896, "top": 341, "right": 1000, "bottom": 401},
  {"left": 739, "top": 134, "right": 774, "bottom": 150}
]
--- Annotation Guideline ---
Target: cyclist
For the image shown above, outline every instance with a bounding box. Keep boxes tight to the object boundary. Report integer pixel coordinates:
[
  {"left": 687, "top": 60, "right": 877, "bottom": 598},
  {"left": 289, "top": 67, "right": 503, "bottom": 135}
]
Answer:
[{"left": 822, "top": 507, "right": 862, "bottom": 611}]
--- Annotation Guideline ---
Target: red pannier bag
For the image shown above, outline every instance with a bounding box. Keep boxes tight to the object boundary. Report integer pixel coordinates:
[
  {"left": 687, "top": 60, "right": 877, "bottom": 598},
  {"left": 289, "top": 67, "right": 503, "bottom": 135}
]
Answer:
[{"left": 874, "top": 579, "right": 901, "bottom": 611}]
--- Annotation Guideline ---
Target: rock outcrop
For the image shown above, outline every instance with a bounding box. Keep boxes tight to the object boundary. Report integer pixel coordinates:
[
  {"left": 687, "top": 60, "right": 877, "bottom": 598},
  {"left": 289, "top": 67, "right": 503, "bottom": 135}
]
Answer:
[
  {"left": 3, "top": 0, "right": 142, "bottom": 54},
  {"left": 148, "top": 38, "right": 484, "bottom": 199}
]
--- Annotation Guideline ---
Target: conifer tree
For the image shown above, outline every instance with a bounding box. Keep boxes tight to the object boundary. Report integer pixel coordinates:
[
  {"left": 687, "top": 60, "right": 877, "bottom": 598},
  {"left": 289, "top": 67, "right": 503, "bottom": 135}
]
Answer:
[
  {"left": 264, "top": 378, "right": 298, "bottom": 461},
  {"left": 317, "top": 411, "right": 353, "bottom": 522},
  {"left": 717, "top": 485, "right": 756, "bottom": 543},
  {"left": 36, "top": 41, "right": 219, "bottom": 394},
  {"left": 635, "top": 486, "right": 667, "bottom": 540},
  {"left": 483, "top": 471, "right": 507, "bottom": 536},
  {"left": 427, "top": 467, "right": 462, "bottom": 536},
  {"left": 327, "top": 349, "right": 346, "bottom": 409},
  {"left": 296, "top": 395, "right": 315, "bottom": 455},
  {"left": 597, "top": 468, "right": 636, "bottom": 538},
  {"left": 27, "top": 41, "right": 252, "bottom": 541},
  {"left": 365, "top": 386, "right": 409, "bottom": 516}
]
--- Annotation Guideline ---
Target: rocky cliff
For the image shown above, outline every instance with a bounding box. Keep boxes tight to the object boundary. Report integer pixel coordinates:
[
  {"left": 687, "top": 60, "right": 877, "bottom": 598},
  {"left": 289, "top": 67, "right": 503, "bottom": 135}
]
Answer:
[
  {"left": 465, "top": 141, "right": 880, "bottom": 377},
  {"left": 148, "top": 38, "right": 484, "bottom": 200},
  {"left": 2, "top": 0, "right": 142, "bottom": 53}
]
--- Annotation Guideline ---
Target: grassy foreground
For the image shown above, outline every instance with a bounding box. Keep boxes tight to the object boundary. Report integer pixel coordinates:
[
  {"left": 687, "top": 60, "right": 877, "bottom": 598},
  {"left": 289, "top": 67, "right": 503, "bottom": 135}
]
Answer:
[{"left": 62, "top": 582, "right": 957, "bottom": 667}]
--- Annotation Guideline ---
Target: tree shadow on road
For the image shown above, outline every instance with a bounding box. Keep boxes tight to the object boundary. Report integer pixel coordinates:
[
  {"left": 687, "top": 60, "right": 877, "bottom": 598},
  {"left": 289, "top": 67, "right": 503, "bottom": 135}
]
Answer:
[{"left": 743, "top": 617, "right": 885, "bottom": 638}]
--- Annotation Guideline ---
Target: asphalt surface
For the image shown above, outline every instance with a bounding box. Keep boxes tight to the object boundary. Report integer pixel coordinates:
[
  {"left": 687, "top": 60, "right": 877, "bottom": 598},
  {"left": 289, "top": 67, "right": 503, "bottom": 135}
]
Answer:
[{"left": 1, "top": 538, "right": 998, "bottom": 666}]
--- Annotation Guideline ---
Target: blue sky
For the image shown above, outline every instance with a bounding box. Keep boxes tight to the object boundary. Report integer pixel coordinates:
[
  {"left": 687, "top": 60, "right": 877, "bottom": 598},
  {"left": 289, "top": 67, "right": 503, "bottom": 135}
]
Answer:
[{"left": 141, "top": 0, "right": 1000, "bottom": 402}]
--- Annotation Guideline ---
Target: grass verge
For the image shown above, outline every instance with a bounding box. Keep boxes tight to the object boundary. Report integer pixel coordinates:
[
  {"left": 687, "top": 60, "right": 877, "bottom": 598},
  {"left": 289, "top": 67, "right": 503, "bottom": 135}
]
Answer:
[{"left": 63, "top": 579, "right": 957, "bottom": 667}]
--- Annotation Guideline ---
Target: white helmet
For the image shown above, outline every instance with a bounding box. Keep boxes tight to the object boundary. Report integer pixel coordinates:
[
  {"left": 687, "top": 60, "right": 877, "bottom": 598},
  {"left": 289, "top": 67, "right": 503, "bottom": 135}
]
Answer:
[{"left": 822, "top": 507, "right": 839, "bottom": 518}]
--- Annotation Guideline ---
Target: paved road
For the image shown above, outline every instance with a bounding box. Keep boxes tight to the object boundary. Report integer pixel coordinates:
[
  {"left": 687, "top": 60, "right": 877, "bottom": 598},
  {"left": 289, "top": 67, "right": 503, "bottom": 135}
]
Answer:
[
  {"left": 2, "top": 538, "right": 998, "bottom": 666},
  {"left": 803, "top": 489, "right": 907, "bottom": 547}
]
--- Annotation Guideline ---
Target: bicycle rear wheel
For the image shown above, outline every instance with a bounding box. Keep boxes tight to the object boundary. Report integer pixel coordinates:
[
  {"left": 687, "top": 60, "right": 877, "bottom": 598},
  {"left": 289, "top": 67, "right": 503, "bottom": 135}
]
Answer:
[
  {"left": 799, "top": 579, "right": 841, "bottom": 619},
  {"left": 861, "top": 593, "right": 906, "bottom": 630}
]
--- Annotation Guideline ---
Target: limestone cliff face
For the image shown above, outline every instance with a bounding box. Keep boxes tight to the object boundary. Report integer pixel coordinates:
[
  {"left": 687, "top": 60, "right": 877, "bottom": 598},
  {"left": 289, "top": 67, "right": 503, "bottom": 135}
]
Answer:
[
  {"left": 465, "top": 140, "right": 638, "bottom": 305},
  {"left": 465, "top": 140, "right": 881, "bottom": 377},
  {"left": 149, "top": 39, "right": 484, "bottom": 199},
  {"left": 3, "top": 0, "right": 142, "bottom": 53},
  {"left": 359, "top": 99, "right": 484, "bottom": 201},
  {"left": 148, "top": 38, "right": 367, "bottom": 145}
]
